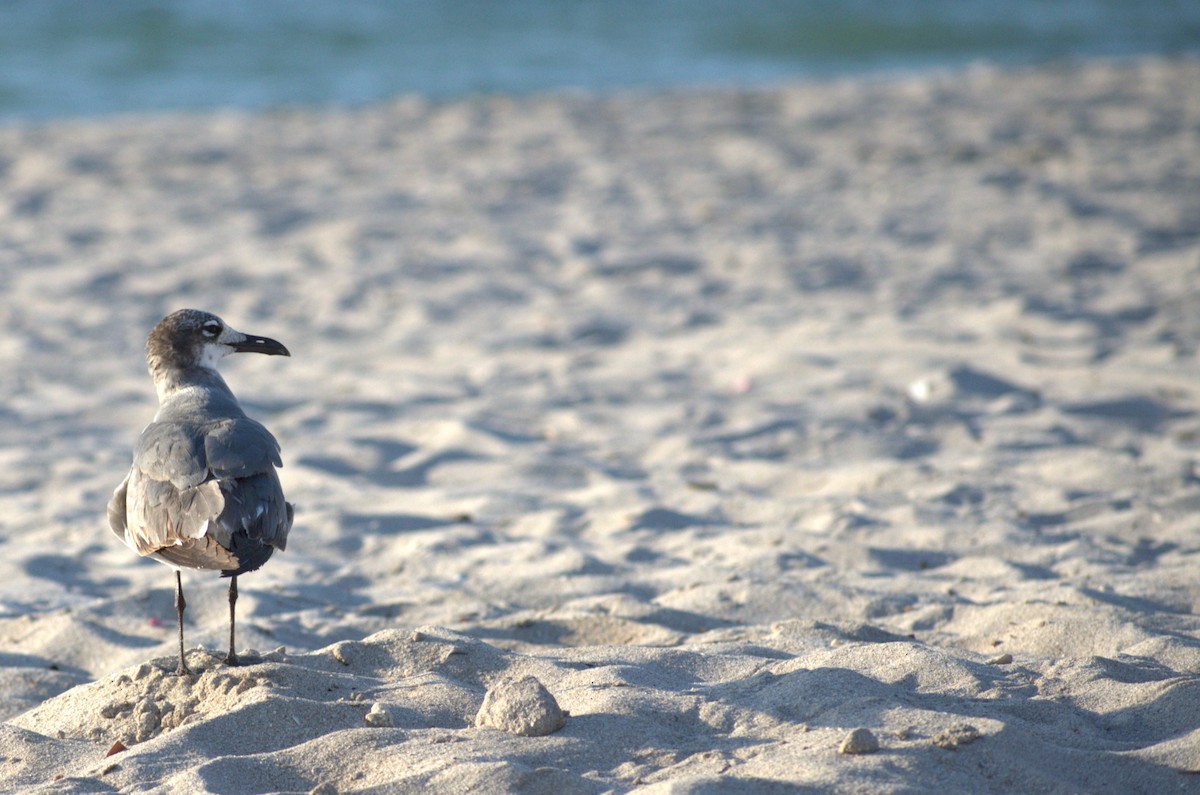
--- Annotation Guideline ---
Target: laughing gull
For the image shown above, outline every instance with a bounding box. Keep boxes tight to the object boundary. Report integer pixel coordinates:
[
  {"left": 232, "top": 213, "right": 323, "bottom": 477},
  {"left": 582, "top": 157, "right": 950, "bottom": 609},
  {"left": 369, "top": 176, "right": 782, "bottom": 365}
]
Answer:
[{"left": 107, "top": 309, "right": 293, "bottom": 675}]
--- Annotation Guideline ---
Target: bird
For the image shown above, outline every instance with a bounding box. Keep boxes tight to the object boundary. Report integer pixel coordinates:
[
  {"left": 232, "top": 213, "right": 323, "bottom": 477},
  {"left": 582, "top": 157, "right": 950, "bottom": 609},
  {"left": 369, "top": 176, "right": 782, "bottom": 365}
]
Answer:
[{"left": 108, "top": 309, "right": 293, "bottom": 675}]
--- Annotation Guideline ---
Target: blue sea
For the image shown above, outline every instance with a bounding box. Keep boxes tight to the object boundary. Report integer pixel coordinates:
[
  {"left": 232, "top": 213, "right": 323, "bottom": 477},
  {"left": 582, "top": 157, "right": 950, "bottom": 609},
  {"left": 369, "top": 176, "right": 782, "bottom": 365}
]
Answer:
[{"left": 1, "top": 0, "right": 1198, "bottom": 121}]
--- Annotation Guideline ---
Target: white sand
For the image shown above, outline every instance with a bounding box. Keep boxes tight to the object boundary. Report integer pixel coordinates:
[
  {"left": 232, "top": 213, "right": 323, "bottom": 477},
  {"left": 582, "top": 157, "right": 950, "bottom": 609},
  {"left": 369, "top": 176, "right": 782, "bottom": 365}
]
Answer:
[{"left": 2, "top": 57, "right": 1200, "bottom": 793}]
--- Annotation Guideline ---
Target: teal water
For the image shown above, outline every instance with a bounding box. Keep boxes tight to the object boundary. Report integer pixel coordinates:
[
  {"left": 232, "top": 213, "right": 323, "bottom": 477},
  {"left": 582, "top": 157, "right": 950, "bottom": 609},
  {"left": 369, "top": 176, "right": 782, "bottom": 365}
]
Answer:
[{"left": 1, "top": 0, "right": 1198, "bottom": 120}]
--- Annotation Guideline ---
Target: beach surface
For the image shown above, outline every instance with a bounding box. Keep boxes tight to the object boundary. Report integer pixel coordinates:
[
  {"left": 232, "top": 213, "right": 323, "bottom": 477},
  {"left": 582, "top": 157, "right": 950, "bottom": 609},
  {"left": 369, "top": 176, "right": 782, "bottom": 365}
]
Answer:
[{"left": 2, "top": 57, "right": 1200, "bottom": 793}]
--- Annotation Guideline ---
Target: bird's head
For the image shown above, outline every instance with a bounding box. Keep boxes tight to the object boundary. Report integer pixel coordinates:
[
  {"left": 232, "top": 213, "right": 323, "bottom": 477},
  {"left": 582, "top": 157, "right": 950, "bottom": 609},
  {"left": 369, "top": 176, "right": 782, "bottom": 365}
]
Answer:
[{"left": 148, "top": 309, "right": 290, "bottom": 376}]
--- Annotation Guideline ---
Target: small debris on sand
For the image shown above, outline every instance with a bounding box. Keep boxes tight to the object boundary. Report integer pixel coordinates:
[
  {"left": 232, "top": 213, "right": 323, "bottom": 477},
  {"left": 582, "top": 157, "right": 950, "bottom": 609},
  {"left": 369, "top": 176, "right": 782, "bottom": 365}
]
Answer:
[
  {"left": 475, "top": 676, "right": 565, "bottom": 737},
  {"left": 840, "top": 728, "right": 880, "bottom": 755}
]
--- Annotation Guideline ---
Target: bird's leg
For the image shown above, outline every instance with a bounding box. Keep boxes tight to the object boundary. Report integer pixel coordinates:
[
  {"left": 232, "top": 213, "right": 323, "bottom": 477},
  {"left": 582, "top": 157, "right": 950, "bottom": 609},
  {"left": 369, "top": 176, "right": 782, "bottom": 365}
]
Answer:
[
  {"left": 224, "top": 575, "right": 239, "bottom": 666},
  {"left": 175, "top": 571, "right": 191, "bottom": 676}
]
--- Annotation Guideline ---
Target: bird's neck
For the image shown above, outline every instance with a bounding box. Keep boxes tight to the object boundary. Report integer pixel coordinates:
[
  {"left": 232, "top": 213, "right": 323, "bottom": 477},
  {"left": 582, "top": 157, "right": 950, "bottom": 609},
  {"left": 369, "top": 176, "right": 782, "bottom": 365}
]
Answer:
[{"left": 151, "top": 365, "right": 243, "bottom": 417}]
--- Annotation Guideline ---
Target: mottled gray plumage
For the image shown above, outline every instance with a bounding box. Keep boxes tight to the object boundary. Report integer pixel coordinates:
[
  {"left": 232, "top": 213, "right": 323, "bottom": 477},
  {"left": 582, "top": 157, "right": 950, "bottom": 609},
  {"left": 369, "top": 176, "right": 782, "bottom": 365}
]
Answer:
[{"left": 108, "top": 309, "right": 292, "bottom": 674}]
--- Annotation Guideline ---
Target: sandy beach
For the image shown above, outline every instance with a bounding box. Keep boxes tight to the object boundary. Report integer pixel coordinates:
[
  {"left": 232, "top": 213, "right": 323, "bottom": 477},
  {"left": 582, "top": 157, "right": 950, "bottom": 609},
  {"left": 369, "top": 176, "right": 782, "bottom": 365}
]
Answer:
[{"left": 2, "top": 56, "right": 1200, "bottom": 793}]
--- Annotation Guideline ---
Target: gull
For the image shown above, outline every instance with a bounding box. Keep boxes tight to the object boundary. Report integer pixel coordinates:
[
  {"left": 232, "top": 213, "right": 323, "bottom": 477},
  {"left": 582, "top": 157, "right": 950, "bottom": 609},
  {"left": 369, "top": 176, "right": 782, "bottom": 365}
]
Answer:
[{"left": 108, "top": 309, "right": 293, "bottom": 675}]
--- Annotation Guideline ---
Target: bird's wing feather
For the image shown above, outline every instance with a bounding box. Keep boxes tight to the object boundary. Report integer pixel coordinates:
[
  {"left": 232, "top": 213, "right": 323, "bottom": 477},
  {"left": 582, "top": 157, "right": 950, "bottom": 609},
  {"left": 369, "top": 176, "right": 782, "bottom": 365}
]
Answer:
[
  {"left": 205, "top": 418, "right": 283, "bottom": 477},
  {"left": 153, "top": 535, "right": 240, "bottom": 570},
  {"left": 134, "top": 422, "right": 209, "bottom": 489},
  {"left": 124, "top": 467, "right": 227, "bottom": 557},
  {"left": 107, "top": 472, "right": 129, "bottom": 540},
  {"left": 217, "top": 468, "right": 292, "bottom": 551}
]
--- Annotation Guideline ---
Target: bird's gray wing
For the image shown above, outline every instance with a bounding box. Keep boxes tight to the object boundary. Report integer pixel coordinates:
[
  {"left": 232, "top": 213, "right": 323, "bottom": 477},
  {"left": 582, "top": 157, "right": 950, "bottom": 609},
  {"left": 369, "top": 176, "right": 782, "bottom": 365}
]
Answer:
[
  {"left": 218, "top": 468, "right": 293, "bottom": 552},
  {"left": 205, "top": 417, "right": 292, "bottom": 551},
  {"left": 134, "top": 422, "right": 209, "bottom": 490},
  {"left": 204, "top": 418, "right": 282, "bottom": 478},
  {"left": 120, "top": 422, "right": 230, "bottom": 567},
  {"left": 123, "top": 465, "right": 227, "bottom": 558}
]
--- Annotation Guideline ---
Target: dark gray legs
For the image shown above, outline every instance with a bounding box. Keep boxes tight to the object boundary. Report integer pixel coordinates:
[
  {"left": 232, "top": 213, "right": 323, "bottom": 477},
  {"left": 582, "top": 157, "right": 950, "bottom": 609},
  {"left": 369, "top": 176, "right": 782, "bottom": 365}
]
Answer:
[
  {"left": 175, "top": 571, "right": 191, "bottom": 676},
  {"left": 173, "top": 572, "right": 242, "bottom": 673},
  {"left": 224, "top": 575, "right": 239, "bottom": 666}
]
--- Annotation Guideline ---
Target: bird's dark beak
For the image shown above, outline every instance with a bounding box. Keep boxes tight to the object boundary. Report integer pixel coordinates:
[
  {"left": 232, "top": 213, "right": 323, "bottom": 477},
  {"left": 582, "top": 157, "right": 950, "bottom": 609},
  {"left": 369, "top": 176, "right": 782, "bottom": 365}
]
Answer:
[{"left": 232, "top": 335, "right": 290, "bottom": 357}]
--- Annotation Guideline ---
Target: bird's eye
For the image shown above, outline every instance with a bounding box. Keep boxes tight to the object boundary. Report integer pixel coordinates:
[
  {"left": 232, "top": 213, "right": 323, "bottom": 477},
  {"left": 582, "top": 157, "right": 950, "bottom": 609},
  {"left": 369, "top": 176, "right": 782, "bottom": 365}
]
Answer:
[{"left": 201, "top": 321, "right": 222, "bottom": 337}]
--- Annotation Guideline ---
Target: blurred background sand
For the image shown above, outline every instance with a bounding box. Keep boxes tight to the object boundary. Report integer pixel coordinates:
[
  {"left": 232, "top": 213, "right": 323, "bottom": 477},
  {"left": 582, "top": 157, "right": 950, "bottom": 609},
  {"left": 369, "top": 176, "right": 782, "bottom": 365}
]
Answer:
[{"left": 1, "top": 4, "right": 1199, "bottom": 793}]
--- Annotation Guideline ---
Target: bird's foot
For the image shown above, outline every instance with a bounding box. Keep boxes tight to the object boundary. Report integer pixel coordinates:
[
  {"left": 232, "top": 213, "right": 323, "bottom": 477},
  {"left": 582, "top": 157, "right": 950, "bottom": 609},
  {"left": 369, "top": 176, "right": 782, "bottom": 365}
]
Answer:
[
  {"left": 224, "top": 652, "right": 240, "bottom": 667},
  {"left": 176, "top": 662, "right": 193, "bottom": 677}
]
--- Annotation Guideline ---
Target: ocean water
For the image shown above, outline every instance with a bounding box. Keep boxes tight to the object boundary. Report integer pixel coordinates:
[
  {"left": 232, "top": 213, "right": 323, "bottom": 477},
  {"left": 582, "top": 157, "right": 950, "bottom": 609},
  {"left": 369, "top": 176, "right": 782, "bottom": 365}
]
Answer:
[{"left": 1, "top": 0, "right": 1198, "bottom": 121}]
